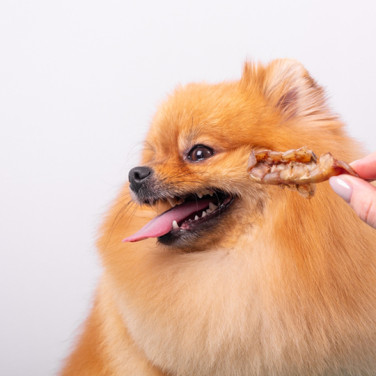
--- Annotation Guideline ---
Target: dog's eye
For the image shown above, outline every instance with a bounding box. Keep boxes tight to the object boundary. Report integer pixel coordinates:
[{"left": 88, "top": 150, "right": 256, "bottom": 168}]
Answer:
[{"left": 187, "top": 145, "right": 214, "bottom": 162}]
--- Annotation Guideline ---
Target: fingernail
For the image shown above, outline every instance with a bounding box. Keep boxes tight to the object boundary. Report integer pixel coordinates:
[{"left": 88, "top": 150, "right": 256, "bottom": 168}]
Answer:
[{"left": 329, "top": 177, "right": 352, "bottom": 203}]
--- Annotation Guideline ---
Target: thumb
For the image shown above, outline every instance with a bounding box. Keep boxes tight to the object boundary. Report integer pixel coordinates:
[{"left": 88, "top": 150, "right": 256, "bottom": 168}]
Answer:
[{"left": 329, "top": 175, "right": 376, "bottom": 229}]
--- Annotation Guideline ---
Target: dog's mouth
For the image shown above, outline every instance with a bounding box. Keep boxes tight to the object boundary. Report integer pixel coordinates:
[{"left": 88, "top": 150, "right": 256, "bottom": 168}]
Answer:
[{"left": 123, "top": 189, "right": 235, "bottom": 244}]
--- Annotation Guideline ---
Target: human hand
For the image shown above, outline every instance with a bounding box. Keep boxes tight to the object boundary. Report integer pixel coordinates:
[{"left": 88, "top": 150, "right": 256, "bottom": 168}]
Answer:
[{"left": 329, "top": 152, "right": 376, "bottom": 228}]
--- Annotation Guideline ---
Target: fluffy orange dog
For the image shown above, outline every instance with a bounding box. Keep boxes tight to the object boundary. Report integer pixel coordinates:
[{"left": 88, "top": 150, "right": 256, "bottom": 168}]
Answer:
[{"left": 61, "top": 59, "right": 376, "bottom": 375}]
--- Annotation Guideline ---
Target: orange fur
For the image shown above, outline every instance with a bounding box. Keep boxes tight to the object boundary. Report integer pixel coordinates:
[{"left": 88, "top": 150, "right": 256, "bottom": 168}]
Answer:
[{"left": 61, "top": 59, "right": 376, "bottom": 375}]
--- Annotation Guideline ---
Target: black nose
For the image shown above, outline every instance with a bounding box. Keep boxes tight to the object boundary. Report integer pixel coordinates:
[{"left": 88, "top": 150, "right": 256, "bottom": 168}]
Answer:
[{"left": 128, "top": 166, "right": 153, "bottom": 193}]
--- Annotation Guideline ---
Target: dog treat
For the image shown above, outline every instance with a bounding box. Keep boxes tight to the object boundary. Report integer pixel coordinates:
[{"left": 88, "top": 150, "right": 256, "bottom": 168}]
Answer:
[{"left": 247, "top": 147, "right": 359, "bottom": 198}]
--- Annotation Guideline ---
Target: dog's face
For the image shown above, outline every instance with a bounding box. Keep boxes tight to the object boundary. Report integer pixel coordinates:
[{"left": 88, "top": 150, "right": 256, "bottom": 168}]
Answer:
[
  {"left": 127, "top": 82, "right": 262, "bottom": 249},
  {"left": 125, "top": 59, "right": 331, "bottom": 250}
]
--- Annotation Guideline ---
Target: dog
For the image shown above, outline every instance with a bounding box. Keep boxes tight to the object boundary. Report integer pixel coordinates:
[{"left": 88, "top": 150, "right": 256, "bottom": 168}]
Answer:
[{"left": 61, "top": 59, "right": 376, "bottom": 375}]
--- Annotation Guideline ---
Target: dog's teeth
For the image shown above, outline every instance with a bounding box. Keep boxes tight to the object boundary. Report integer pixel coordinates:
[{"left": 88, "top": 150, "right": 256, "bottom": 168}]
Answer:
[
  {"left": 167, "top": 197, "right": 175, "bottom": 207},
  {"left": 202, "top": 211, "right": 207, "bottom": 218},
  {"left": 194, "top": 215, "right": 199, "bottom": 220},
  {"left": 206, "top": 208, "right": 212, "bottom": 214},
  {"left": 209, "top": 202, "right": 217, "bottom": 211},
  {"left": 172, "top": 220, "right": 179, "bottom": 229},
  {"left": 198, "top": 189, "right": 214, "bottom": 198}
]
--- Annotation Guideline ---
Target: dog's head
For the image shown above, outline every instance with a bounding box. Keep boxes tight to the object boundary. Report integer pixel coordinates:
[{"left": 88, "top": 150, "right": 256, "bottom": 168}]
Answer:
[{"left": 125, "top": 59, "right": 340, "bottom": 250}]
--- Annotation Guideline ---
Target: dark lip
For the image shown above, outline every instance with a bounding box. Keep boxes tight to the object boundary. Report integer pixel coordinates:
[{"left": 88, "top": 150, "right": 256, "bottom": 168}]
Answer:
[{"left": 158, "top": 193, "right": 235, "bottom": 246}]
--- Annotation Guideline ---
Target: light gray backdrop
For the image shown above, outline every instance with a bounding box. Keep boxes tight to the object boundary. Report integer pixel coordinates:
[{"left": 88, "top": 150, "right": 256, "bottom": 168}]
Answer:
[{"left": 1, "top": 0, "right": 375, "bottom": 375}]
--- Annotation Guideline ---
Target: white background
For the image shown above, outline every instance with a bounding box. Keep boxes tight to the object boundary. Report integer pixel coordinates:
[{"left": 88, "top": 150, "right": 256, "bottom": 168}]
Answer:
[{"left": 1, "top": 1, "right": 375, "bottom": 375}]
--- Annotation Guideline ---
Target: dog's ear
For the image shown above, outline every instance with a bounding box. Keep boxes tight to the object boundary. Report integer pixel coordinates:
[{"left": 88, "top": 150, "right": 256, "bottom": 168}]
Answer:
[{"left": 242, "top": 59, "right": 329, "bottom": 121}]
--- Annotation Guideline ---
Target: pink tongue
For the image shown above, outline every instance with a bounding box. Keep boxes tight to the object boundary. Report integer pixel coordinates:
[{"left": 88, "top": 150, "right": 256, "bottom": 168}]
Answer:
[{"left": 123, "top": 199, "right": 211, "bottom": 242}]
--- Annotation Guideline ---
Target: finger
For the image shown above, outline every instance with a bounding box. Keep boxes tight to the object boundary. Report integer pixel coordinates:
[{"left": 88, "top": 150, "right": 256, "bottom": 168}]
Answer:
[
  {"left": 329, "top": 175, "right": 376, "bottom": 229},
  {"left": 350, "top": 151, "right": 376, "bottom": 180}
]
